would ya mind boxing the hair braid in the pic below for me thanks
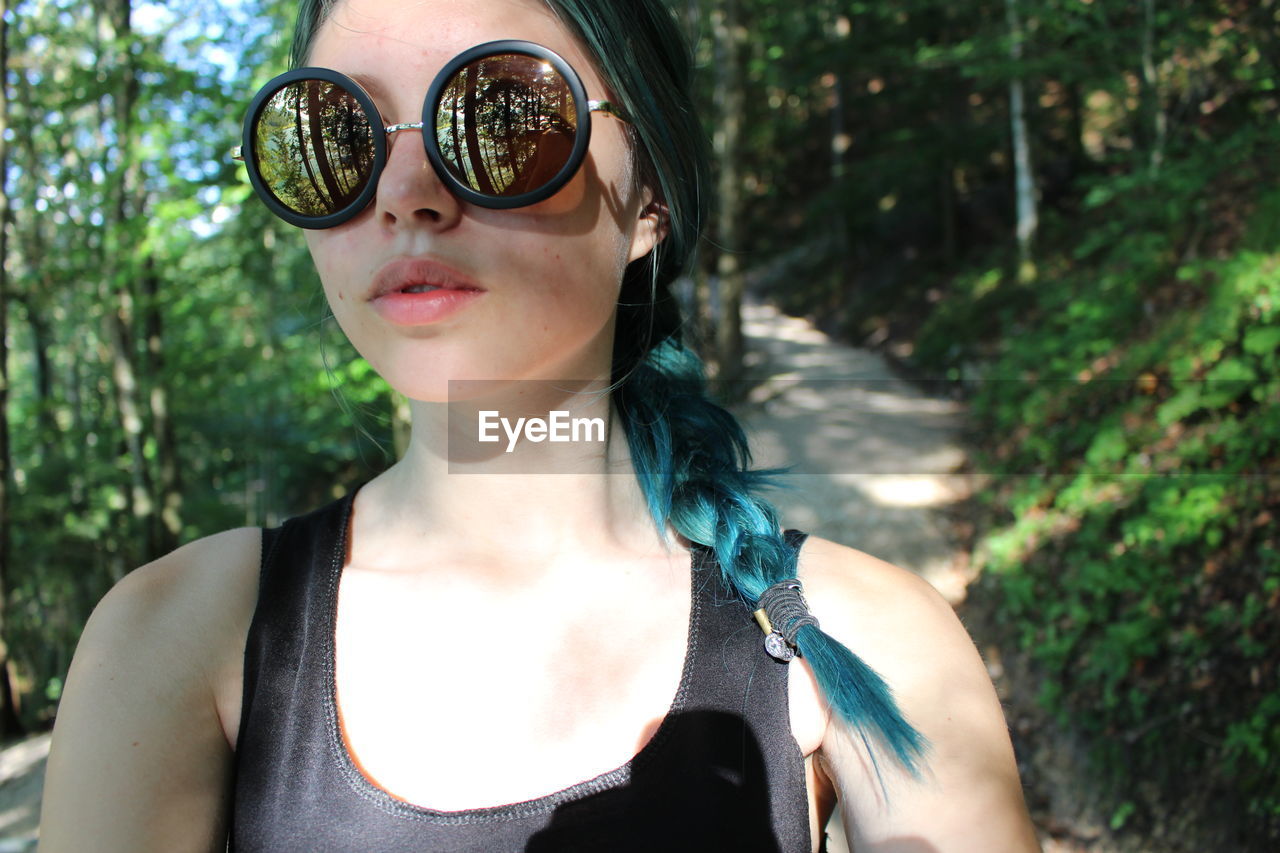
[613,301,928,779]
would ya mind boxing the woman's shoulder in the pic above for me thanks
[84,527,263,734]
[792,533,995,725]
[791,535,1040,849]
[40,528,264,850]
[96,527,262,655]
[114,525,262,594]
[793,535,960,653]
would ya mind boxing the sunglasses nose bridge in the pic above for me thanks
[382,120,435,176]
[383,121,432,166]
[385,121,426,136]
[373,117,464,227]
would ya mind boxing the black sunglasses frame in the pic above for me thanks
[239,40,612,229]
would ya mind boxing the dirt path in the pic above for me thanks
[731,302,974,603]
[732,303,1112,853]
[0,732,46,850]
[0,302,1046,851]
[728,302,976,852]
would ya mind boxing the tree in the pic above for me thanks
[0,0,25,738]
[1005,0,1037,281]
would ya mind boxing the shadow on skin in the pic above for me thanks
[469,155,635,239]
[867,839,941,853]
[525,709,785,852]
[525,706,945,852]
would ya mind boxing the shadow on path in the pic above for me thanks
[727,302,981,852]
[730,302,975,604]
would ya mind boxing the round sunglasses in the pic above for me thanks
[232,40,628,229]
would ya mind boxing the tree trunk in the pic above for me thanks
[13,295,61,458]
[1139,0,1166,176]
[98,0,161,560]
[392,394,412,460]
[692,258,715,355]
[826,8,850,276]
[1066,79,1087,178]
[940,157,958,265]
[1005,0,1038,282]
[143,260,181,553]
[11,71,67,463]
[0,0,26,737]
[711,0,745,385]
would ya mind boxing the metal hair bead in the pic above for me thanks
[763,631,796,662]
[754,579,819,662]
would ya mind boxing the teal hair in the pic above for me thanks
[290,0,927,780]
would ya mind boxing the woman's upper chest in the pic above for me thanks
[331,548,698,811]
[228,502,824,851]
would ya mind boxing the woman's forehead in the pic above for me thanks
[313,0,595,81]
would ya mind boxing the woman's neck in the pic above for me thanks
[348,382,672,574]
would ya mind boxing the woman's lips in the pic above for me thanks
[368,258,485,326]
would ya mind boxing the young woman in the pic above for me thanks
[38,0,1041,850]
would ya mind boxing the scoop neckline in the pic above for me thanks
[318,488,704,824]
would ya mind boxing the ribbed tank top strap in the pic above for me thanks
[230,493,354,851]
[678,532,812,852]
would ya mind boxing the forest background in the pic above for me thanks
[0,0,1276,849]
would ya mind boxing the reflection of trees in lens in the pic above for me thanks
[436,55,577,197]
[254,80,374,217]
[461,63,496,195]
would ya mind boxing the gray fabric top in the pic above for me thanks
[230,489,813,852]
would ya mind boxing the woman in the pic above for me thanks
[38,0,1041,850]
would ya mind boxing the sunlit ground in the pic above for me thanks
[0,733,48,851]
[735,302,975,605]
[734,305,1140,853]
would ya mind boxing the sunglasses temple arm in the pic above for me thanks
[588,100,628,122]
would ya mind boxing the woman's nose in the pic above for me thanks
[373,124,463,230]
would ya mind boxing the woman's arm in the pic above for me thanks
[797,537,1041,852]
[38,528,261,853]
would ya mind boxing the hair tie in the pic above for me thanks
[753,579,819,662]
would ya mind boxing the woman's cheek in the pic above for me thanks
[310,238,367,322]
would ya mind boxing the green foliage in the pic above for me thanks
[921,124,1280,845]
[1,0,392,730]
[677,0,1280,844]
[828,3,1280,843]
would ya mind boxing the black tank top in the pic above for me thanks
[230,491,815,852]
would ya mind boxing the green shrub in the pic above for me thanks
[923,129,1280,846]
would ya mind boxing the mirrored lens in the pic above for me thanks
[434,54,579,198]
[253,79,376,217]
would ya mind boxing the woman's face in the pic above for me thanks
[304,0,661,401]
